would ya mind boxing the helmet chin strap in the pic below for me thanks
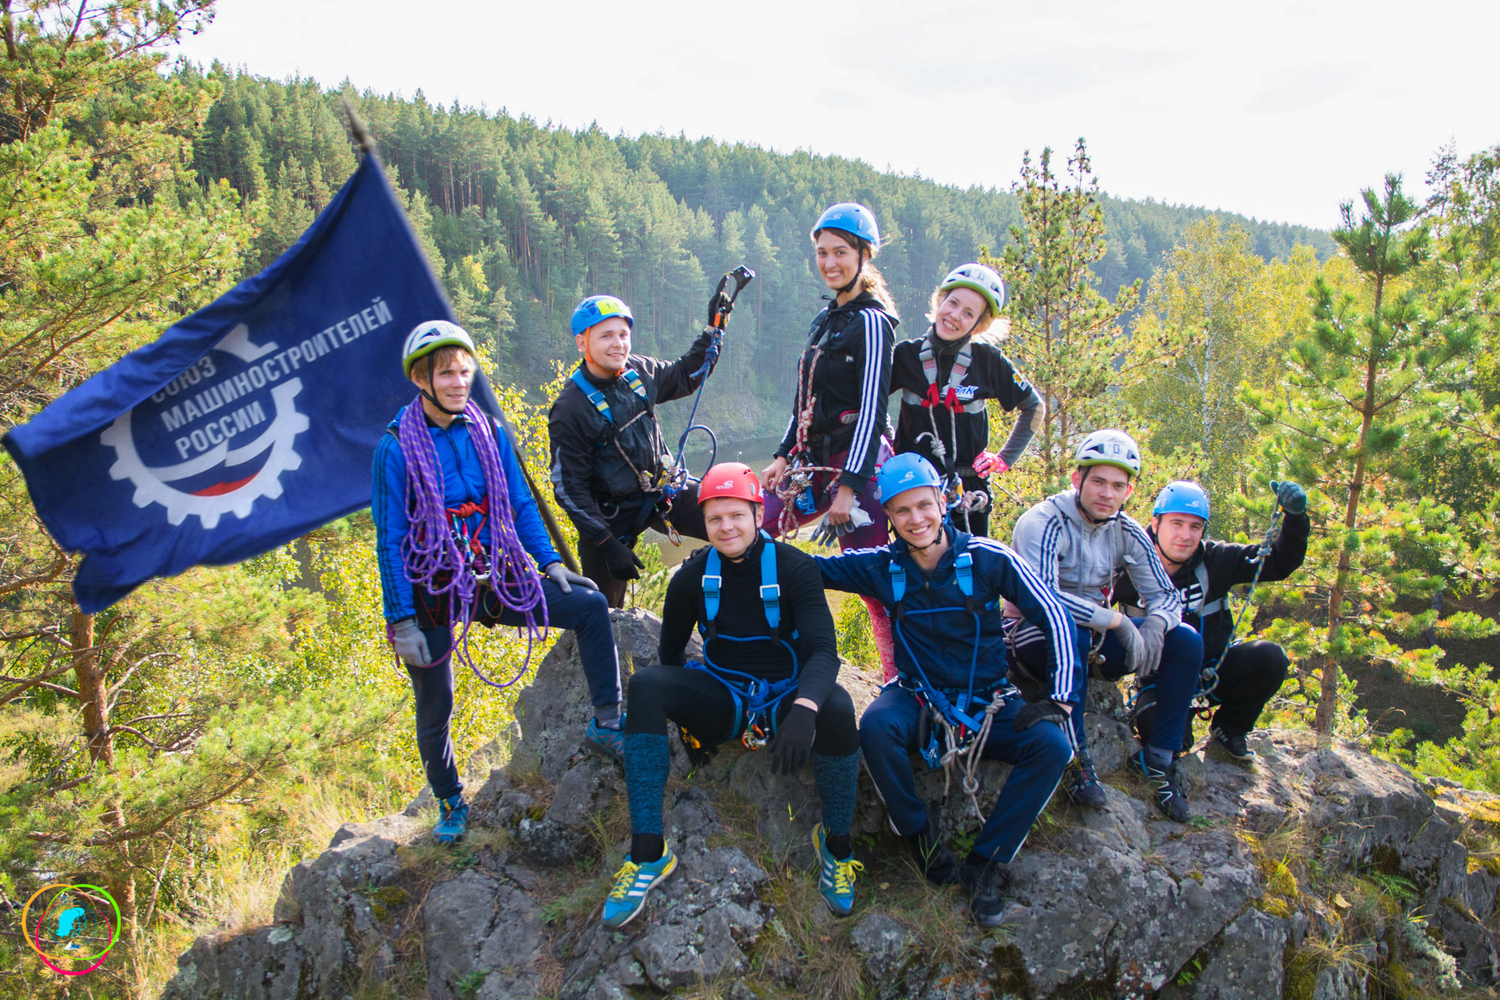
[900,508,948,552]
[1073,482,1119,526]
[415,360,467,417]
[419,385,467,417]
[835,252,865,297]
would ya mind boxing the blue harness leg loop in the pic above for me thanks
[693,532,800,748]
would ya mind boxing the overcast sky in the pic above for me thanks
[174,0,1499,231]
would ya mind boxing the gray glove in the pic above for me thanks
[1136,616,1168,679]
[544,562,598,595]
[390,617,433,667]
[1113,616,1146,675]
[808,505,873,547]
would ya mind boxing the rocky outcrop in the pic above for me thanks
[161,608,1500,999]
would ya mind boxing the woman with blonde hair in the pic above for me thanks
[891,262,1042,537]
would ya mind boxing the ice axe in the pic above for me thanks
[707,265,755,330]
[673,266,757,482]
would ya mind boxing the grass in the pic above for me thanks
[130,749,420,998]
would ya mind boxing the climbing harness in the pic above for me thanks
[683,531,801,750]
[1192,498,1287,717]
[772,337,848,540]
[904,334,982,457]
[903,333,993,512]
[445,498,492,581]
[772,337,866,540]
[887,536,1007,820]
[568,366,673,499]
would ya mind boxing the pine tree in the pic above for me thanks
[994,139,1142,484]
[1242,175,1497,736]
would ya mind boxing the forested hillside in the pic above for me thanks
[183,67,1335,439]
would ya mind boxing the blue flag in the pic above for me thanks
[3,153,497,612]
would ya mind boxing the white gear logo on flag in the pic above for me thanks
[100,324,310,529]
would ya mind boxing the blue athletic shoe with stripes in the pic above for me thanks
[432,793,468,845]
[813,823,862,917]
[584,716,626,765]
[601,846,678,929]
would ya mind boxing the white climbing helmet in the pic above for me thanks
[939,263,1006,318]
[1073,429,1142,479]
[402,320,477,377]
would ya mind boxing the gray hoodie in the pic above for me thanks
[1010,489,1181,632]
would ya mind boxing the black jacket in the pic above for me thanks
[659,534,841,709]
[1116,512,1310,663]
[775,291,897,491]
[547,328,716,546]
[892,328,1042,476]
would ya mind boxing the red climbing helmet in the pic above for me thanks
[698,463,764,505]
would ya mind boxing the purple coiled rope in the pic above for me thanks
[396,396,548,688]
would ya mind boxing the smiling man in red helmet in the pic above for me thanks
[600,462,862,929]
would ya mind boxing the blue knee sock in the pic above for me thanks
[624,733,670,836]
[812,751,860,840]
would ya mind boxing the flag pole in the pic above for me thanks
[338,98,582,576]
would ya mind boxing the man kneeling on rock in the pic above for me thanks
[816,453,1085,926]
[602,463,862,929]
[1117,479,1310,761]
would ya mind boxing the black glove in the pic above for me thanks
[598,535,645,581]
[707,290,733,327]
[768,705,816,775]
[543,562,598,594]
[1013,700,1069,733]
[1271,480,1308,516]
[679,726,718,767]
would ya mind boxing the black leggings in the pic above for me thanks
[1206,639,1290,733]
[624,663,859,756]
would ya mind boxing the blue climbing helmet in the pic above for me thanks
[1152,480,1211,523]
[811,202,880,249]
[571,295,634,337]
[876,453,944,505]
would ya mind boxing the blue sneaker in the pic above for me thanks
[433,793,468,844]
[812,823,862,918]
[584,716,626,764]
[601,847,678,929]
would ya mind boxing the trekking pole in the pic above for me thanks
[338,98,581,575]
[673,266,755,478]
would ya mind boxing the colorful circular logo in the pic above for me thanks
[20,883,120,976]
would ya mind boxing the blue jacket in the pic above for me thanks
[816,526,1083,703]
[373,404,559,622]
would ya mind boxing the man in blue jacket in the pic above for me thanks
[374,321,620,844]
[816,454,1085,926]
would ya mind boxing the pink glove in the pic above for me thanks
[972,451,1010,477]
